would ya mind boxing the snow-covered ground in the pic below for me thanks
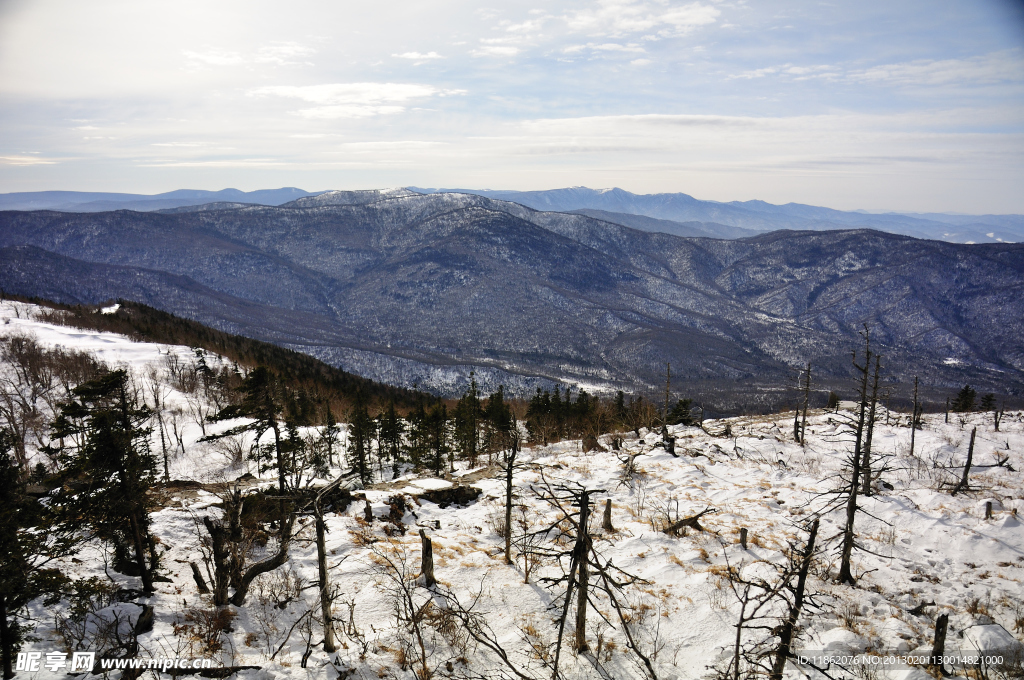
[5,300,1024,680]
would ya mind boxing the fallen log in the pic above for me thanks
[662,507,716,536]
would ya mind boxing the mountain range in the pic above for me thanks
[4,185,1023,244]
[1,188,1022,406]
[412,187,1024,244]
[0,187,321,213]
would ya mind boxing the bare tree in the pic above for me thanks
[531,474,660,679]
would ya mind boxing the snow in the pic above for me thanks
[5,299,1024,680]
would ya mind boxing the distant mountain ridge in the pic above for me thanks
[0,187,323,212]
[411,186,1024,244]
[1,189,1022,405]
[5,185,1022,244]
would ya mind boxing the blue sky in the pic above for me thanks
[1,0,1022,212]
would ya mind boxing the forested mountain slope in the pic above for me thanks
[1,190,1022,402]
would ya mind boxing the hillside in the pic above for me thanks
[4,298,1023,680]
[1,192,1022,404]
[414,187,1024,244]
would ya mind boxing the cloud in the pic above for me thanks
[0,155,57,165]
[729,66,778,79]
[630,58,651,66]
[729,52,1021,86]
[471,45,521,57]
[393,51,444,61]
[563,42,646,54]
[248,82,465,118]
[256,42,316,66]
[183,49,246,67]
[848,51,1024,86]
[184,42,316,69]
[563,0,719,38]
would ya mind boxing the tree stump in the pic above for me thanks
[602,499,614,532]
[419,529,436,588]
[364,500,373,522]
[189,562,210,594]
[740,527,748,550]
[930,613,948,675]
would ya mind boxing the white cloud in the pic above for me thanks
[256,42,316,65]
[393,51,444,60]
[471,45,521,57]
[183,49,246,67]
[0,155,57,165]
[183,42,315,69]
[631,58,652,66]
[563,1,719,38]
[730,66,778,79]
[248,83,465,118]
[849,50,1024,86]
[563,42,646,54]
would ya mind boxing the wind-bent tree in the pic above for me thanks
[208,366,288,493]
[1,431,77,679]
[52,369,158,592]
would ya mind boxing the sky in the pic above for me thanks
[1,0,1023,213]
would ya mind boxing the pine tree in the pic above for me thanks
[378,401,404,480]
[0,431,56,680]
[952,385,976,413]
[52,369,158,593]
[426,402,450,476]
[209,366,288,493]
[348,393,376,485]
[453,375,482,466]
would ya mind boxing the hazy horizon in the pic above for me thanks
[2,0,1024,213]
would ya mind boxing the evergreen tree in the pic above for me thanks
[453,374,482,466]
[980,393,997,411]
[0,432,72,679]
[404,399,429,470]
[482,386,514,463]
[667,398,695,426]
[377,401,404,480]
[209,366,288,493]
[52,369,157,592]
[952,385,977,412]
[348,393,376,485]
[426,402,450,475]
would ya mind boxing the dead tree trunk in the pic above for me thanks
[952,427,976,496]
[663,507,715,536]
[663,362,671,426]
[994,403,1003,432]
[839,327,872,585]
[930,613,949,675]
[228,516,294,606]
[799,363,811,446]
[602,498,614,532]
[203,517,231,606]
[314,503,336,653]
[189,562,210,594]
[861,355,882,496]
[419,529,436,588]
[739,527,748,550]
[574,491,591,653]
[909,377,920,457]
[504,434,518,565]
[769,519,818,680]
